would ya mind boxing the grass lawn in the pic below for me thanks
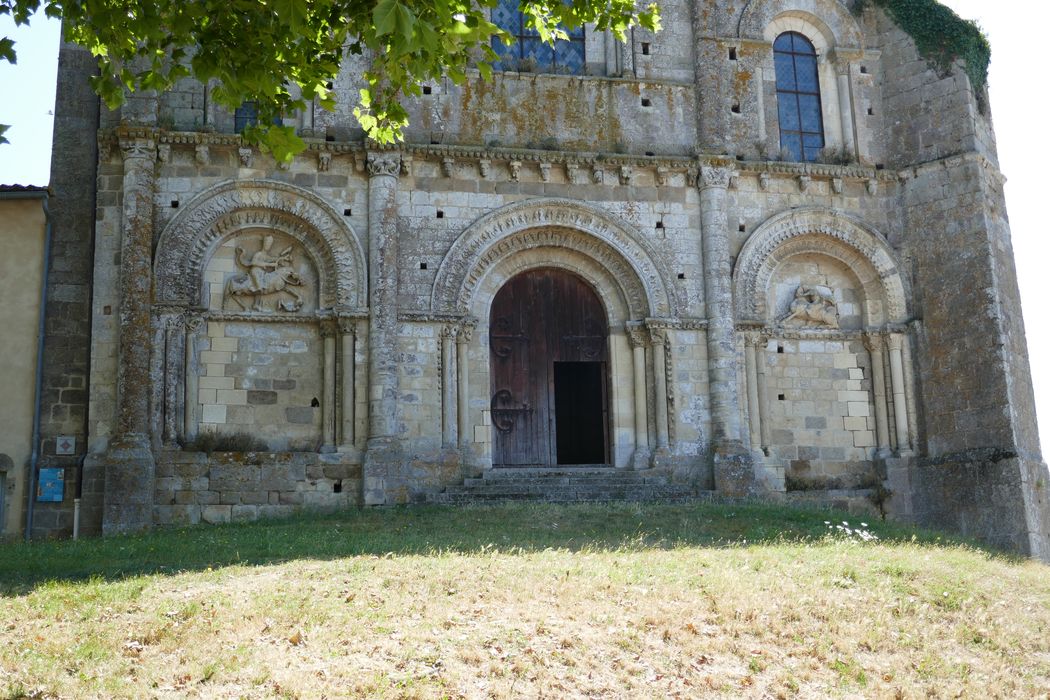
[1,502,1048,698]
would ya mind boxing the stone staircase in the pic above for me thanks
[427,466,697,505]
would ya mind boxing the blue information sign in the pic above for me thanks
[37,468,65,503]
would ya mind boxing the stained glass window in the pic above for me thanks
[774,32,825,162]
[491,0,585,74]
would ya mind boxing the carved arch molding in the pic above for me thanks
[733,207,908,325]
[154,179,366,309]
[737,0,864,47]
[431,198,679,319]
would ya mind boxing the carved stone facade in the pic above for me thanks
[30,0,1048,558]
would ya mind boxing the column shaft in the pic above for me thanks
[339,320,356,449]
[321,323,337,451]
[456,325,473,448]
[755,338,771,452]
[651,332,670,450]
[866,334,891,453]
[162,316,182,446]
[183,316,202,442]
[441,327,457,447]
[699,166,744,447]
[744,337,761,451]
[888,334,912,453]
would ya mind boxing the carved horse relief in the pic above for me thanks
[779,285,840,329]
[223,235,306,312]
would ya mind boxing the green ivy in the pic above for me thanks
[853,0,990,94]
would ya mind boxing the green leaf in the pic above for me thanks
[0,124,9,146]
[373,0,399,37]
[0,37,16,64]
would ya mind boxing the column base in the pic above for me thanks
[712,440,757,498]
[630,448,652,471]
[362,437,403,505]
[101,433,156,535]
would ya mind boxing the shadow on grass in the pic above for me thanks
[0,501,983,595]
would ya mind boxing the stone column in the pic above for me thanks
[183,313,203,443]
[338,318,357,451]
[626,323,650,469]
[363,151,402,503]
[755,333,771,453]
[456,322,474,449]
[833,56,856,159]
[699,164,753,495]
[320,319,338,452]
[887,332,912,454]
[162,314,183,446]
[441,325,458,448]
[103,130,159,534]
[744,332,763,453]
[864,332,891,454]
[649,327,670,453]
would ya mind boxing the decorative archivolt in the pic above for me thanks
[154,179,366,309]
[733,207,908,326]
[431,198,678,319]
[738,0,863,48]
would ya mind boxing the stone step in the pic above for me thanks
[444,482,688,496]
[460,474,671,487]
[480,466,630,479]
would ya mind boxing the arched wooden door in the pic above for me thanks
[489,268,609,467]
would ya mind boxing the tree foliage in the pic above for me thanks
[0,0,660,154]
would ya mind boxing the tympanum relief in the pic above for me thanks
[779,285,840,329]
[204,231,318,313]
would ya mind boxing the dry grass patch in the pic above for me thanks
[1,502,1049,698]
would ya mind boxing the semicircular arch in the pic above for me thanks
[431,198,677,320]
[738,0,863,47]
[154,179,366,309]
[733,207,907,326]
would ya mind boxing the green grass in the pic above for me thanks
[1,502,1047,699]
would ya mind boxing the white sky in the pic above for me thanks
[0,5,1047,455]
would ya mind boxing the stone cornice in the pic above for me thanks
[897,151,1006,187]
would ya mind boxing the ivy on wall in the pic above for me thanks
[853,0,990,94]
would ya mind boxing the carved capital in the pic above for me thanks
[566,162,580,183]
[744,331,766,349]
[655,166,669,187]
[538,161,551,183]
[509,160,522,182]
[238,147,254,168]
[156,144,171,163]
[338,318,357,337]
[648,326,668,346]
[591,165,604,184]
[831,177,843,194]
[886,333,904,352]
[619,165,633,186]
[625,322,649,349]
[440,324,459,341]
[797,175,811,193]
[699,166,732,191]
[457,320,476,344]
[758,171,771,191]
[184,313,205,333]
[165,314,185,332]
[319,318,339,338]
[118,134,157,162]
[478,159,491,179]
[866,178,879,196]
[195,144,209,165]
[367,152,402,178]
[863,331,886,353]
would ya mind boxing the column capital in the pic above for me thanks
[863,331,886,352]
[337,317,358,336]
[625,322,649,349]
[366,151,402,178]
[886,332,905,352]
[744,330,767,349]
[319,318,340,338]
[698,165,734,191]
[116,127,158,162]
[440,324,459,341]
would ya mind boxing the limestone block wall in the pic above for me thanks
[766,336,877,489]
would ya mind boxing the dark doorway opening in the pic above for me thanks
[554,362,608,465]
[489,268,610,467]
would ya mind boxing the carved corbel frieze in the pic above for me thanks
[509,160,522,182]
[238,147,254,167]
[539,161,551,182]
[566,162,580,184]
[367,151,401,178]
[317,150,332,172]
[441,156,455,178]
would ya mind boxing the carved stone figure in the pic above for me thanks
[779,285,839,328]
[223,235,305,312]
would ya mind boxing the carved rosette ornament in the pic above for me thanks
[367,152,402,178]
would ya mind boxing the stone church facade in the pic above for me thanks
[23,0,1049,557]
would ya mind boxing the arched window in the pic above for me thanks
[491,0,585,74]
[774,32,825,162]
